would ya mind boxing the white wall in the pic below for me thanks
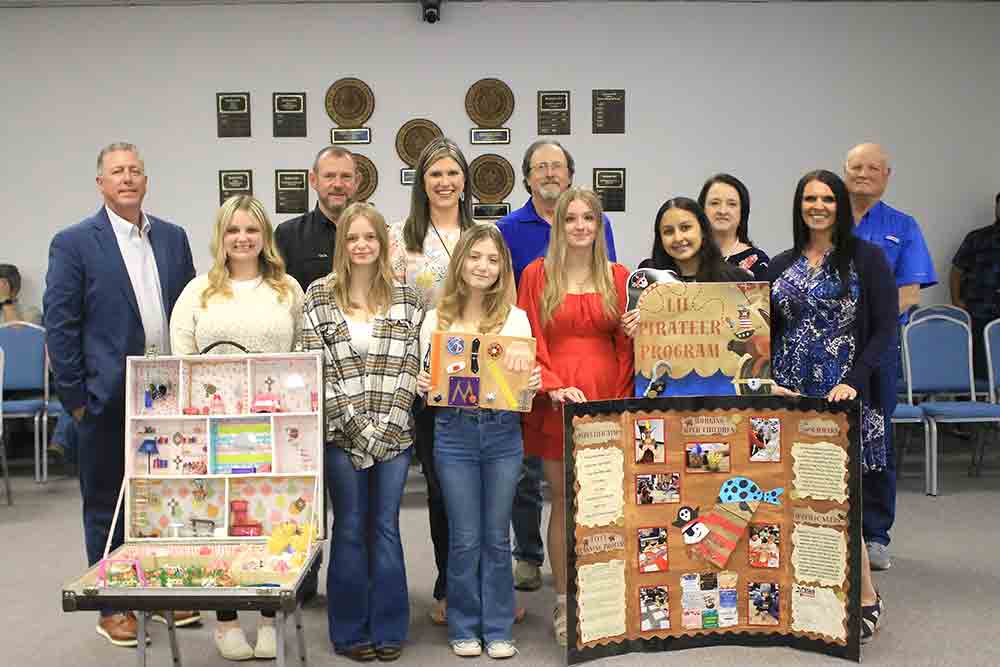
[2,1,998,309]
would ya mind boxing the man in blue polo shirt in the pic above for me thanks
[498,139,617,591]
[845,142,937,571]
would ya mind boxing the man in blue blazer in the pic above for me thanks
[44,143,197,646]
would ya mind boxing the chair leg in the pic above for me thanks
[895,423,908,480]
[925,419,938,496]
[33,412,41,484]
[42,411,49,483]
[1,430,12,505]
[969,427,983,477]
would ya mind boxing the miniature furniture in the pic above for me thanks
[62,351,325,666]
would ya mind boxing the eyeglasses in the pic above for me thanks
[529,161,566,175]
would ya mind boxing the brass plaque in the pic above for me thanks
[324,77,375,127]
[395,118,443,167]
[469,153,515,204]
[351,153,379,202]
[465,78,515,128]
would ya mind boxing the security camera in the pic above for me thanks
[420,0,441,24]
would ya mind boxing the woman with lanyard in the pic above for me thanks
[388,137,479,628]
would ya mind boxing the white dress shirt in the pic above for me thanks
[106,205,171,354]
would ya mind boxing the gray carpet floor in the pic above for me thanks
[3,427,998,666]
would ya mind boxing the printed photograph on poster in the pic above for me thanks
[639,586,670,631]
[748,524,780,568]
[634,418,665,464]
[637,527,669,573]
[636,473,680,505]
[685,441,731,473]
[749,582,781,625]
[750,416,781,462]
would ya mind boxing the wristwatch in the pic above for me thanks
[0,298,14,306]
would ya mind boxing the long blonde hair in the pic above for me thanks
[328,202,395,316]
[202,195,290,307]
[436,223,516,334]
[540,188,618,326]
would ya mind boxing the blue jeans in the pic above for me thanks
[325,444,412,650]
[434,408,522,643]
[511,455,545,566]
[863,341,899,546]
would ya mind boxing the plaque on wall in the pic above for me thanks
[395,118,443,168]
[466,78,514,145]
[472,203,511,220]
[274,169,309,214]
[325,77,374,145]
[400,169,416,186]
[470,153,514,203]
[217,93,251,138]
[351,153,378,202]
[592,89,626,134]
[218,170,253,205]
[331,128,373,145]
[273,93,306,138]
[470,128,511,145]
[593,168,626,212]
[538,90,571,135]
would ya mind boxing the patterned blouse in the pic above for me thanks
[299,273,423,470]
[388,219,461,310]
[771,253,887,472]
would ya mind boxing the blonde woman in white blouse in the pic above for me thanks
[169,195,303,661]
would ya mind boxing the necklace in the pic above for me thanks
[429,220,457,259]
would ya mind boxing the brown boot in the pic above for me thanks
[96,612,141,647]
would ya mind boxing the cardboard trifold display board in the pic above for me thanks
[564,396,861,663]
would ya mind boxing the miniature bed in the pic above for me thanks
[62,352,325,666]
[564,396,861,663]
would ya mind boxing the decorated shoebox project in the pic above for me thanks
[426,332,536,411]
[64,352,324,599]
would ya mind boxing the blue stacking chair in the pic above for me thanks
[1,347,12,504]
[910,304,971,326]
[988,318,1000,405]
[0,323,48,484]
[902,315,1000,495]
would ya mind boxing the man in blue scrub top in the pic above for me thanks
[845,142,937,570]
[498,139,618,591]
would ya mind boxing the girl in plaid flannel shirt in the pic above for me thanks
[299,203,422,662]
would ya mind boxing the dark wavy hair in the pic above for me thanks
[697,173,752,245]
[792,170,857,294]
[648,197,749,282]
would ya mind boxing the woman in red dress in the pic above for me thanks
[517,187,633,645]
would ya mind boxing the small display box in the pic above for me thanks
[62,352,325,665]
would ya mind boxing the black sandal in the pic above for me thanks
[861,593,884,643]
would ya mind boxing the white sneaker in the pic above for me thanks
[214,627,254,661]
[486,640,518,659]
[452,639,483,657]
[254,623,277,659]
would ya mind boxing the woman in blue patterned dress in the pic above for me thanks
[768,170,897,644]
